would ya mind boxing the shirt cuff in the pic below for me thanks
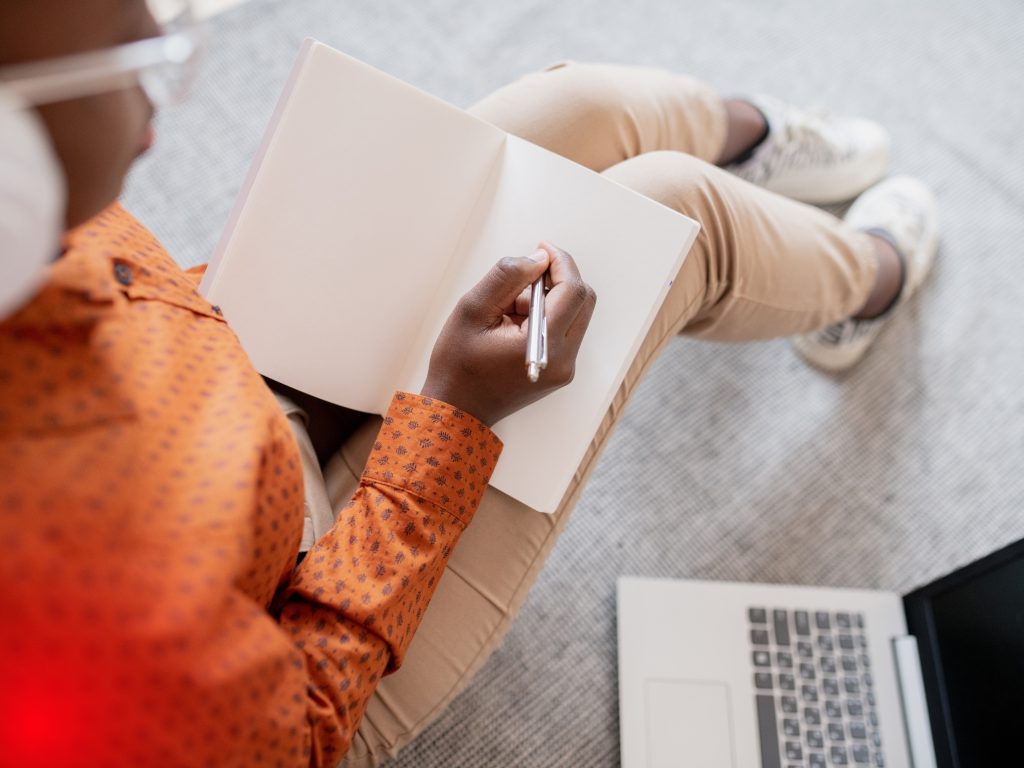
[362,392,504,527]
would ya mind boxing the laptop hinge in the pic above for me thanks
[892,635,939,768]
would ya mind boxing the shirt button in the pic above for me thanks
[113,263,133,286]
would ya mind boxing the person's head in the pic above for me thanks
[0,0,162,230]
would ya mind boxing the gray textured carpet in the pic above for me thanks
[123,0,1024,764]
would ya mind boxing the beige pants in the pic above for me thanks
[280,62,878,767]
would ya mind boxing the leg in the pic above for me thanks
[471,63,799,173]
[469,61,729,168]
[606,152,877,341]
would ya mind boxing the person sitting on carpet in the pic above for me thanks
[0,0,937,765]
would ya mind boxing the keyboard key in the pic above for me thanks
[871,731,882,748]
[799,662,816,680]
[783,718,800,737]
[753,650,771,667]
[854,613,865,629]
[818,635,834,652]
[860,654,871,669]
[779,673,795,691]
[820,655,837,674]
[755,672,773,689]
[874,752,885,766]
[751,628,770,645]
[804,706,821,725]
[825,700,843,719]
[784,742,802,761]
[868,711,879,727]
[795,610,811,636]
[815,611,831,630]
[797,640,813,658]
[863,672,874,689]
[807,729,824,748]
[823,678,840,697]
[781,695,798,714]
[841,655,858,672]
[801,684,819,703]
[831,745,849,765]
[852,744,870,764]
[776,651,793,668]
[810,753,826,768]
[839,634,855,650]
[844,677,861,695]
[754,695,781,768]
[850,721,867,740]
[774,609,791,646]
[866,692,876,707]
[858,635,869,649]
[828,722,846,741]
[847,700,864,717]
[837,612,852,629]
[749,607,768,624]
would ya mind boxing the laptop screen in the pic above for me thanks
[904,537,1024,768]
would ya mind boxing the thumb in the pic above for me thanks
[464,248,550,318]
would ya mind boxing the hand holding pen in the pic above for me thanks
[420,242,597,426]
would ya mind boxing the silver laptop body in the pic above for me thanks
[617,537,1023,768]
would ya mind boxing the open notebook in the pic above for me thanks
[200,40,700,512]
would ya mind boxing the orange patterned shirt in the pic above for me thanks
[0,205,503,767]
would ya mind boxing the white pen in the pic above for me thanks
[525,273,548,382]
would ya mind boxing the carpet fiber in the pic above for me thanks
[123,0,1024,764]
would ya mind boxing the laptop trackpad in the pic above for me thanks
[646,679,734,768]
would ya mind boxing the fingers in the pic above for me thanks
[539,242,592,338]
[462,242,595,368]
[563,283,597,352]
[460,248,550,322]
[540,241,580,286]
[513,285,533,317]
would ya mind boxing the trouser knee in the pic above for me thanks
[601,150,719,218]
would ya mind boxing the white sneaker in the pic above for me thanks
[793,176,939,372]
[728,95,891,204]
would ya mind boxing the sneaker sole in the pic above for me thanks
[792,331,877,372]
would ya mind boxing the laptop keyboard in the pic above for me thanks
[748,607,884,767]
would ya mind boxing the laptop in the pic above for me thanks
[617,536,1023,768]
